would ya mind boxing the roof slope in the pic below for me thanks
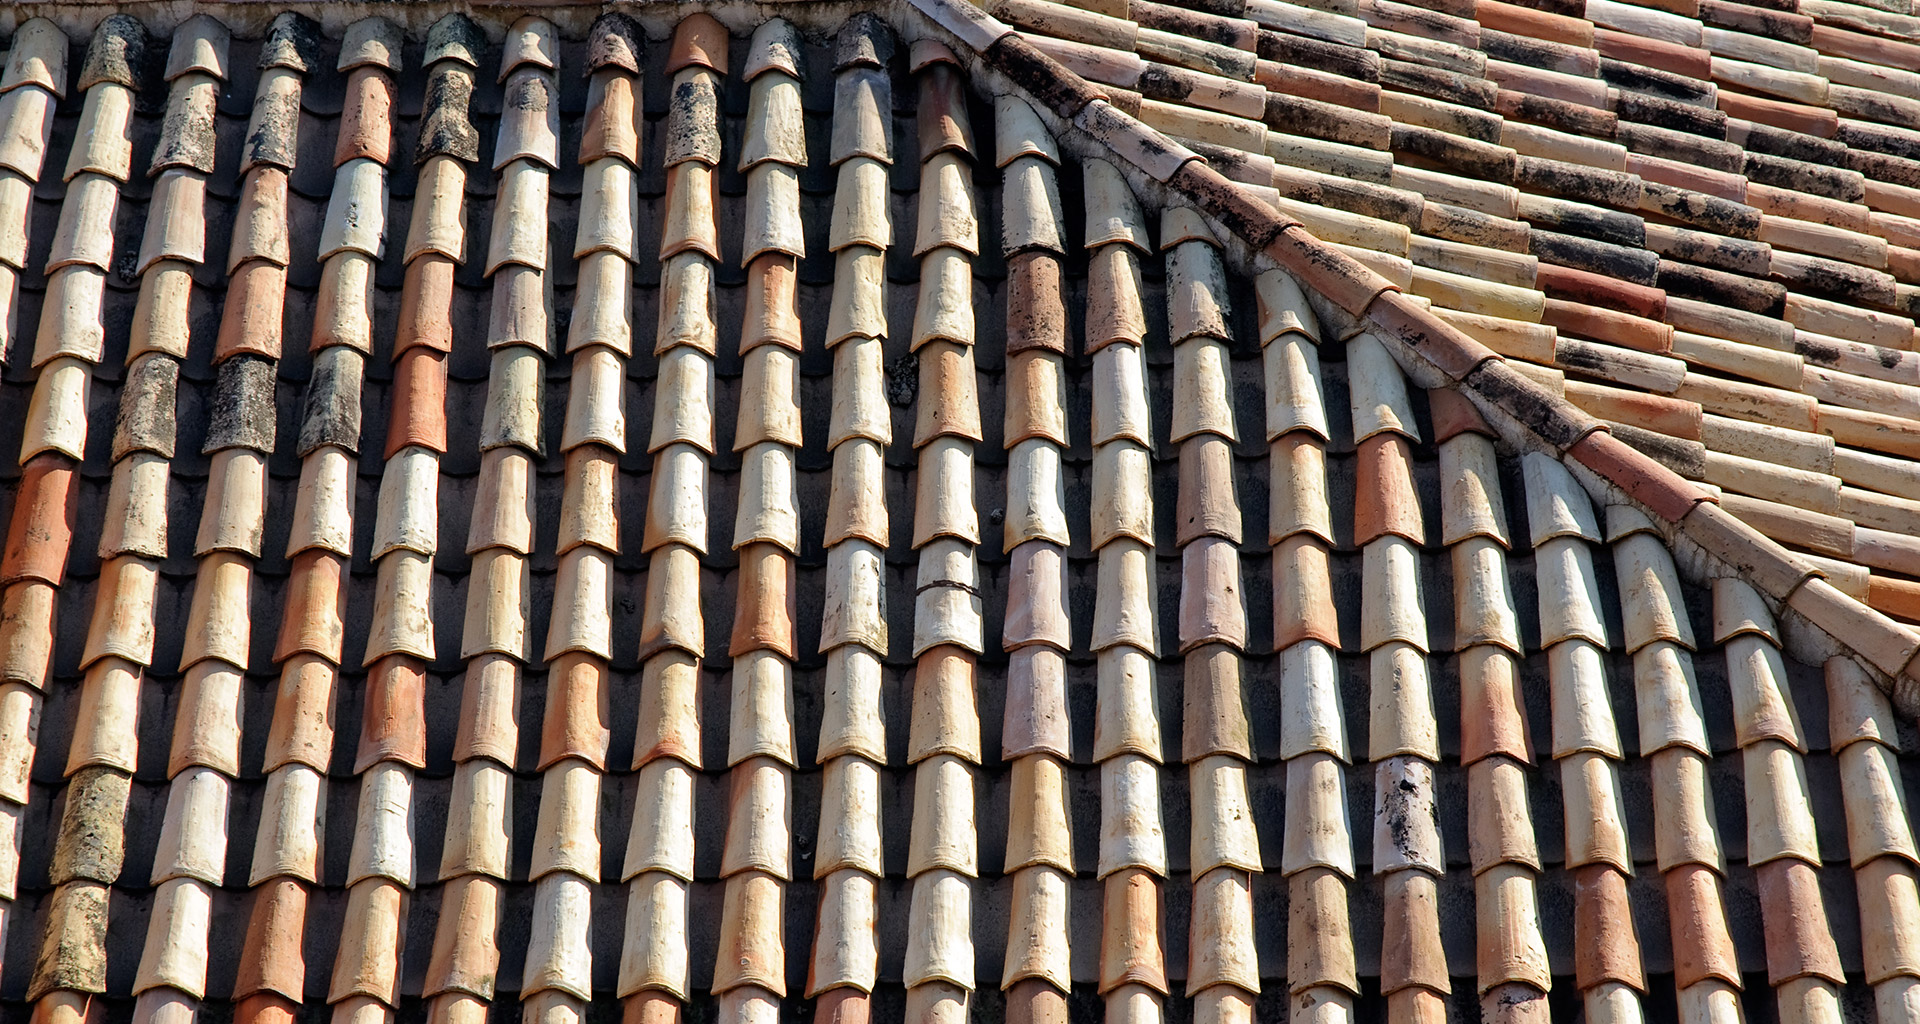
[908,0,1920,713]
[0,3,1915,1024]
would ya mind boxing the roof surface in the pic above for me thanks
[3,0,1920,1022]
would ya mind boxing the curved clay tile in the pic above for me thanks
[15,1,1920,1019]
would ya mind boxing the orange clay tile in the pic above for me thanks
[1479,0,1594,45]
[385,346,449,457]
[1428,387,1491,442]
[1718,90,1840,138]
[1272,536,1341,649]
[1,454,72,587]
[1756,858,1847,985]
[233,878,308,1000]
[272,550,346,664]
[1569,430,1712,522]
[729,542,798,660]
[397,255,457,354]
[335,67,393,166]
[1593,28,1712,78]
[1869,576,1920,623]
[1572,865,1646,991]
[215,261,288,361]
[1534,264,1666,321]
[1353,434,1425,545]
[354,655,428,771]
[741,254,803,352]
[1006,252,1066,354]
[1542,300,1673,355]
[539,650,611,770]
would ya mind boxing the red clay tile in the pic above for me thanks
[1812,24,1920,69]
[1592,28,1710,78]
[1272,536,1341,650]
[1746,183,1867,233]
[742,254,802,353]
[228,168,291,270]
[994,35,1113,118]
[1002,979,1066,1024]
[729,543,797,659]
[1386,988,1449,1023]
[1253,61,1379,111]
[917,62,974,162]
[1379,870,1449,994]
[1718,90,1838,139]
[1459,646,1532,764]
[233,994,299,1024]
[1664,864,1740,987]
[234,877,308,1000]
[714,871,787,995]
[916,342,983,446]
[1572,865,1645,991]
[911,38,959,72]
[386,346,449,458]
[1286,868,1358,994]
[1079,99,1203,183]
[668,14,728,74]
[624,992,682,1024]
[264,653,339,773]
[1821,405,1920,461]
[334,67,393,167]
[1542,300,1672,355]
[1568,431,1710,522]
[1099,869,1168,994]
[1,455,72,587]
[1176,435,1241,545]
[1756,857,1846,985]
[1266,224,1398,315]
[1085,246,1148,349]
[425,873,502,998]
[1169,161,1291,253]
[582,72,640,167]
[1788,578,1919,678]
[1535,264,1665,321]
[1002,647,1070,759]
[1565,384,1701,440]
[273,551,346,664]
[216,261,288,361]
[1366,289,1499,382]
[355,654,428,772]
[539,650,611,770]
[815,988,869,1024]
[1353,434,1424,545]
[397,255,457,355]
[1178,538,1247,653]
[1428,388,1490,442]
[1855,857,1920,984]
[1627,155,1747,204]
[1479,0,1593,44]
[1007,252,1066,355]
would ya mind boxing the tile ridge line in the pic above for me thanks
[897,0,1920,716]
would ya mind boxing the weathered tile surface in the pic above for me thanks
[2,2,1920,1022]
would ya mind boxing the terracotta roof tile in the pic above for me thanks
[14,2,1920,1017]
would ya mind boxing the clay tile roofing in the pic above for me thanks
[17,0,1920,1019]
